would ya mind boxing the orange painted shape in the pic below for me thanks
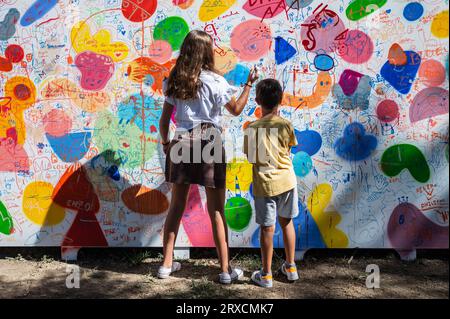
[388,43,407,66]
[121,184,169,215]
[127,57,175,94]
[282,72,332,110]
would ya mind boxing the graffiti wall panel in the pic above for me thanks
[0,0,448,251]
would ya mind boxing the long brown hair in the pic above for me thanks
[166,30,217,100]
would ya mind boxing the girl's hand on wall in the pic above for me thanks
[247,66,259,85]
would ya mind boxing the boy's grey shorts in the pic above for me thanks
[254,188,299,227]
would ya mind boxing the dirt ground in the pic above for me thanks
[0,248,448,299]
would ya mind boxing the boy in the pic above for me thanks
[243,79,299,288]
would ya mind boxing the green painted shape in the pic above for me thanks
[153,16,190,51]
[225,197,252,232]
[380,144,430,183]
[93,111,157,169]
[0,200,13,235]
[346,0,387,21]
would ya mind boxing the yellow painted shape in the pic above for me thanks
[282,72,332,109]
[306,184,348,248]
[71,22,129,62]
[199,0,237,22]
[431,10,449,39]
[23,181,65,226]
[4,76,37,110]
[226,158,253,192]
[3,76,37,145]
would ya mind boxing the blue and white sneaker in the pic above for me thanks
[219,267,244,284]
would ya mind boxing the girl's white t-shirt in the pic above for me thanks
[163,70,239,131]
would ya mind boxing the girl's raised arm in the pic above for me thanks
[224,67,259,116]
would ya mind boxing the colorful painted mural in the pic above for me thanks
[0,1,448,257]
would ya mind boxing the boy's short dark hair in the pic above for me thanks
[256,79,283,109]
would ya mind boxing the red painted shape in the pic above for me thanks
[121,0,157,22]
[0,56,12,72]
[5,44,24,63]
[376,100,399,123]
[62,210,108,247]
[52,166,107,247]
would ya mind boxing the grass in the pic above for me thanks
[123,250,155,266]
[231,251,286,274]
[40,254,55,263]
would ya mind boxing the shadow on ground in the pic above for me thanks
[0,248,448,299]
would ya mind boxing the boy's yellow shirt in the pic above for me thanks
[243,114,298,197]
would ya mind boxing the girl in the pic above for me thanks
[158,30,258,284]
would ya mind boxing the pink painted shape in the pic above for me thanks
[43,109,72,137]
[181,185,214,247]
[409,87,449,123]
[0,129,30,172]
[418,59,446,87]
[300,6,346,53]
[173,0,190,5]
[230,19,272,62]
[75,51,115,91]
[243,0,286,19]
[338,69,364,96]
[336,29,373,64]
[148,40,173,64]
[388,202,448,249]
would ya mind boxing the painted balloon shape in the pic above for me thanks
[153,16,190,51]
[388,202,448,249]
[314,54,334,71]
[380,144,430,183]
[225,197,252,232]
[230,19,272,62]
[409,87,449,123]
[121,0,157,22]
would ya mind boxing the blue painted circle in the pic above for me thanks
[224,64,250,86]
[293,151,313,177]
[314,54,334,71]
[403,2,424,21]
[292,129,322,156]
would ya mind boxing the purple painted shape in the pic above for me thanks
[388,203,449,249]
[338,69,364,96]
[409,87,449,123]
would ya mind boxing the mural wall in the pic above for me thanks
[0,0,448,255]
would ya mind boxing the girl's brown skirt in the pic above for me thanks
[165,123,226,189]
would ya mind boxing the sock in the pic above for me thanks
[285,262,296,268]
[261,270,272,277]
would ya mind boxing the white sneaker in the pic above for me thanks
[157,261,181,279]
[281,262,299,281]
[219,267,244,284]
